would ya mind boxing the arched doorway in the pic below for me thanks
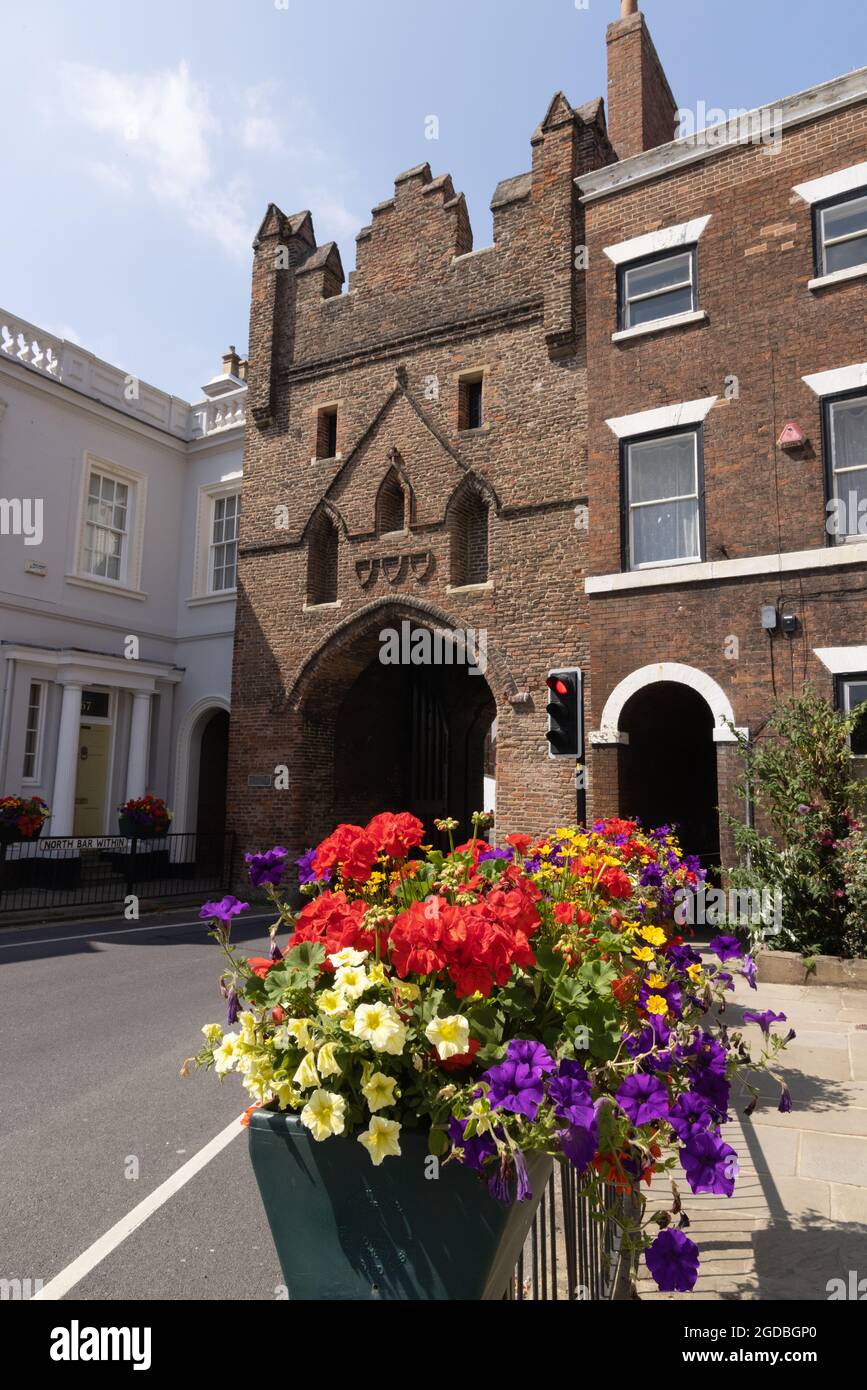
[196,709,229,837]
[620,682,720,866]
[293,607,497,845]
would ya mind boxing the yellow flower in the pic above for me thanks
[300,1089,346,1142]
[639,926,667,947]
[358,1116,402,1165]
[632,946,654,962]
[341,1010,356,1033]
[395,979,421,1001]
[317,1042,342,1078]
[284,1018,315,1049]
[213,1032,241,1075]
[334,964,370,1000]
[686,962,704,982]
[293,1051,320,1090]
[353,1002,406,1054]
[362,1071,398,1112]
[272,1077,303,1110]
[645,973,667,989]
[645,994,669,1017]
[201,1023,222,1044]
[318,989,348,1018]
[239,1010,257,1041]
[367,961,390,987]
[425,1015,470,1061]
[328,947,368,969]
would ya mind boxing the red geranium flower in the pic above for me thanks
[312,824,378,884]
[366,811,424,859]
[247,956,277,979]
[293,890,381,961]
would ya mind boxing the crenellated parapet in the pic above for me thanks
[245,92,616,429]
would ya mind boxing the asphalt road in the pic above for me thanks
[0,904,292,1300]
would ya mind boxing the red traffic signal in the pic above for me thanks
[545,668,582,760]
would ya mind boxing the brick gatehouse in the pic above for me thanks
[227,2,867,874]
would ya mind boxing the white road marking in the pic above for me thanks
[32,1115,246,1300]
[0,912,273,950]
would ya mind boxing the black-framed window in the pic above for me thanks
[837,675,867,758]
[823,390,867,543]
[622,427,704,570]
[814,190,867,277]
[618,248,697,330]
[316,406,338,460]
[459,375,484,431]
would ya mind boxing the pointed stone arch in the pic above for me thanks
[446,473,494,587]
[305,504,340,606]
[375,457,414,534]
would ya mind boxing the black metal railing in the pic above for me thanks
[507,1167,637,1300]
[0,832,233,915]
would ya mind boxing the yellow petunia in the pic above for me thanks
[300,1089,346,1142]
[362,1071,398,1113]
[317,1042,342,1078]
[293,1051,320,1090]
[357,1116,402,1166]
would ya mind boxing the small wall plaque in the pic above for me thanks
[248,774,274,788]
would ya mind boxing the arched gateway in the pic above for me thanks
[285,599,498,848]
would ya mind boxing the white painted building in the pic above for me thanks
[0,309,245,840]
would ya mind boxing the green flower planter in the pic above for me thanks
[248,1109,552,1300]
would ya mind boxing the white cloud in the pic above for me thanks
[60,59,251,260]
[57,61,363,265]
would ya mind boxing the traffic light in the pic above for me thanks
[546,669,583,760]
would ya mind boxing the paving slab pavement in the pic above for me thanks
[637,970,867,1300]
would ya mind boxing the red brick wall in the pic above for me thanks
[606,12,678,160]
[228,101,615,867]
[582,99,867,846]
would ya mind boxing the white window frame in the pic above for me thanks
[21,679,47,783]
[817,190,867,279]
[71,454,147,596]
[840,675,867,760]
[826,391,867,546]
[190,476,242,602]
[620,249,698,332]
[625,429,703,571]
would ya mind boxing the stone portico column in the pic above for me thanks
[125,690,152,802]
[51,681,83,836]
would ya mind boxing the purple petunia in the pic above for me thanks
[742,1009,787,1036]
[645,1228,700,1293]
[741,954,758,990]
[447,1115,498,1172]
[616,1073,671,1126]
[680,1132,739,1197]
[778,1084,793,1114]
[478,847,514,863]
[226,987,240,1026]
[481,1040,556,1120]
[709,934,745,963]
[669,1090,714,1143]
[295,848,321,886]
[548,1070,595,1129]
[558,1098,601,1174]
[245,846,290,888]
[200,895,249,924]
[639,862,664,888]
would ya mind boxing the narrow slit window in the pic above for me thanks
[317,406,339,460]
[22,681,45,781]
[459,376,484,431]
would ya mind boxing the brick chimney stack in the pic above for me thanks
[606,4,677,160]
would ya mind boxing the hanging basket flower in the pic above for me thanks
[118,795,172,838]
[0,795,50,844]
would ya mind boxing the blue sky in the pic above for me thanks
[3,0,865,401]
